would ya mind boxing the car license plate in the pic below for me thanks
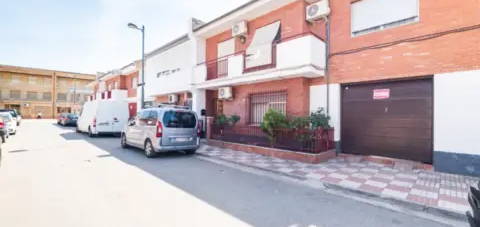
[175,137,189,142]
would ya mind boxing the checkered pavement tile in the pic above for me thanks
[198,144,479,214]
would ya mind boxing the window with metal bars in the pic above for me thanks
[249,91,287,125]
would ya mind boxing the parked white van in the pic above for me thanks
[76,100,129,137]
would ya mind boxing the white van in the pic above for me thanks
[76,100,129,137]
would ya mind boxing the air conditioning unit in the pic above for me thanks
[168,94,179,104]
[232,21,248,37]
[306,0,330,22]
[218,87,233,100]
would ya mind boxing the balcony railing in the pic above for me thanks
[195,32,326,85]
[206,57,229,80]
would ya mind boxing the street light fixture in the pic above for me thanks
[127,22,146,109]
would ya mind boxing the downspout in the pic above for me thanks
[325,17,331,115]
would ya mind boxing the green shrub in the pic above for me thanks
[215,114,230,127]
[310,108,331,129]
[260,109,289,146]
[290,116,310,130]
[229,115,240,126]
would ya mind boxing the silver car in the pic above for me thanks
[121,106,200,158]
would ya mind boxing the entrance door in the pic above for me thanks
[341,78,433,163]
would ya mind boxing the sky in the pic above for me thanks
[0,0,249,75]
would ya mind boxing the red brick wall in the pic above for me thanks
[205,0,324,63]
[215,78,310,126]
[328,0,480,83]
[125,71,138,98]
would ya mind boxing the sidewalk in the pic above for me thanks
[197,144,479,215]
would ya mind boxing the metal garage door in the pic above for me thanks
[341,78,433,163]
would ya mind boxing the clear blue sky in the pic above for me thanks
[0,0,249,74]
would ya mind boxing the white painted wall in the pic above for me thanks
[144,39,194,98]
[309,84,341,141]
[111,90,127,101]
[277,35,326,70]
[434,70,480,155]
[228,55,244,78]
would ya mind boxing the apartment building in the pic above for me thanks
[186,0,480,176]
[88,62,139,117]
[0,64,95,119]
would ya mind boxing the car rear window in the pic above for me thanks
[162,111,196,128]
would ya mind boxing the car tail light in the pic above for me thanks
[197,122,201,136]
[156,121,163,138]
[92,118,97,128]
[0,121,3,129]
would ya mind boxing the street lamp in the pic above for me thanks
[127,22,146,109]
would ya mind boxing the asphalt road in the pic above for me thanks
[0,120,449,227]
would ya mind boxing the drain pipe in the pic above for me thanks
[324,16,331,115]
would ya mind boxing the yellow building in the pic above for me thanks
[0,64,95,119]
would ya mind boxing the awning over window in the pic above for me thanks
[245,21,280,69]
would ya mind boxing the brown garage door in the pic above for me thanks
[341,78,433,163]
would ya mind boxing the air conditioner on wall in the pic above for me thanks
[218,87,233,100]
[232,21,248,37]
[168,94,178,103]
[306,0,330,22]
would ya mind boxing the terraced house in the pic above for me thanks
[187,0,480,176]
[93,0,480,176]
[0,64,95,118]
[88,62,140,118]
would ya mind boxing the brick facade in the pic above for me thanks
[328,0,480,83]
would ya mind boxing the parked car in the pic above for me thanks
[0,113,17,135]
[0,117,8,143]
[76,100,129,137]
[57,113,78,126]
[0,109,21,126]
[121,105,200,158]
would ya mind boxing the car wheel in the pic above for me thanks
[185,149,197,155]
[88,127,95,137]
[121,134,129,148]
[144,140,155,158]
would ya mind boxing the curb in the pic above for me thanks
[197,152,467,223]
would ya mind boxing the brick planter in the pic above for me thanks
[207,139,337,164]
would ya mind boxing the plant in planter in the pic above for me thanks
[260,109,289,147]
[229,115,240,127]
[310,108,331,129]
[310,108,334,151]
[215,114,230,136]
[290,116,312,148]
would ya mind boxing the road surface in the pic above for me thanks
[0,120,449,227]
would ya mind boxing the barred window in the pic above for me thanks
[27,91,38,100]
[42,92,52,101]
[57,93,67,101]
[10,90,21,99]
[249,91,287,125]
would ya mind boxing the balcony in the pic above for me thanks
[194,34,326,89]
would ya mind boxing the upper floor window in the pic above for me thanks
[245,21,281,70]
[11,75,21,84]
[351,0,419,36]
[57,93,67,102]
[28,76,37,85]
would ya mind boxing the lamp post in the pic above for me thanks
[128,22,145,109]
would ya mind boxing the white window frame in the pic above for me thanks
[351,0,420,37]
